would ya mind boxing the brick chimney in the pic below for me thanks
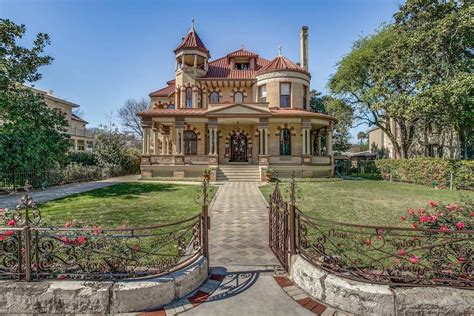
[300,26,309,72]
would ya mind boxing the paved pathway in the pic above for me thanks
[182,182,312,316]
[0,175,140,208]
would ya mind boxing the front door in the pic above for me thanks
[230,133,247,162]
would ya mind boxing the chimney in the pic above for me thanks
[300,26,309,72]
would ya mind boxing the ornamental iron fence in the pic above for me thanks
[268,172,473,288]
[0,180,210,281]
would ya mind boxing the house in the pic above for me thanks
[138,22,337,181]
[368,124,463,159]
[30,86,94,152]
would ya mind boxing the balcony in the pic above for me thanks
[67,127,94,138]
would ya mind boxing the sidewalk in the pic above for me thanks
[0,174,140,208]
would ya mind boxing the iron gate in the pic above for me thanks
[268,181,289,271]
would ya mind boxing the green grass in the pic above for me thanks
[259,179,473,226]
[39,182,216,227]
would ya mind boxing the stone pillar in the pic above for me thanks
[193,54,197,67]
[213,128,218,155]
[166,138,170,155]
[181,54,185,68]
[74,139,78,152]
[202,89,208,108]
[192,87,198,109]
[180,130,185,154]
[327,128,333,155]
[259,129,263,155]
[180,87,186,109]
[306,129,311,155]
[208,128,213,155]
[175,128,181,154]
[152,129,157,154]
[264,129,268,155]
[302,130,306,155]
[317,133,322,156]
[161,136,166,155]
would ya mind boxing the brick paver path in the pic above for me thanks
[209,182,279,267]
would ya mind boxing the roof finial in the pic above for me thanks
[278,45,282,56]
[191,17,195,31]
[241,43,244,50]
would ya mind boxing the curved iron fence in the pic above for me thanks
[297,211,473,288]
[0,181,207,281]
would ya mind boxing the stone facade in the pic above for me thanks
[139,23,337,180]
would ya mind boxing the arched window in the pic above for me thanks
[185,88,193,108]
[279,128,291,156]
[209,91,220,103]
[234,91,244,103]
[183,130,197,155]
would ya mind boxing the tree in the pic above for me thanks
[93,123,138,170]
[310,90,353,152]
[357,131,367,145]
[329,0,473,158]
[118,98,149,138]
[0,19,70,172]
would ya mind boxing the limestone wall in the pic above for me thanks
[0,257,208,314]
[290,255,473,315]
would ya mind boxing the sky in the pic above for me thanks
[2,0,401,140]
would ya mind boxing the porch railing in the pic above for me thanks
[0,180,211,281]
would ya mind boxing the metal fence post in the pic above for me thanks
[200,177,210,271]
[289,172,297,256]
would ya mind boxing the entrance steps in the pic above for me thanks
[216,165,261,182]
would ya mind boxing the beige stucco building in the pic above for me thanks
[138,23,336,181]
[368,123,462,159]
[30,87,94,152]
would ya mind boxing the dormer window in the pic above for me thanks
[235,63,250,70]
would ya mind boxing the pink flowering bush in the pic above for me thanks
[400,199,473,231]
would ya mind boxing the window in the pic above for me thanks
[185,88,193,108]
[167,104,175,109]
[279,128,291,155]
[303,86,307,110]
[234,92,244,103]
[183,130,197,155]
[209,91,220,103]
[280,83,291,108]
[235,63,250,70]
[258,85,267,102]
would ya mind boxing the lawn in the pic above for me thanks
[259,179,473,226]
[39,182,217,227]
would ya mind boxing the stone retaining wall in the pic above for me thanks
[290,255,473,315]
[0,257,208,314]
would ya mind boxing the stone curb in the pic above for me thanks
[138,269,226,316]
[273,275,346,316]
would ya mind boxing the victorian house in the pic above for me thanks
[139,22,336,181]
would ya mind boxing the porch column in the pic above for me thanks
[180,130,185,154]
[327,127,333,155]
[161,136,166,155]
[208,128,213,155]
[318,133,322,156]
[302,129,306,155]
[202,89,208,108]
[264,128,268,155]
[259,128,263,155]
[175,128,182,154]
[166,138,170,155]
[213,128,218,155]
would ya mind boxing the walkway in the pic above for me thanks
[181,182,313,316]
[0,174,140,208]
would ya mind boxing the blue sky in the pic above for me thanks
[2,0,401,139]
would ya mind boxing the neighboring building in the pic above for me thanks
[138,22,337,181]
[30,86,94,152]
[368,123,462,159]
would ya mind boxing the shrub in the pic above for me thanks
[69,152,97,166]
[375,158,473,190]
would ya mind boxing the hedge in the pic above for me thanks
[374,158,473,190]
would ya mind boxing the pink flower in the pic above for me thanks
[430,215,437,222]
[65,222,72,228]
[92,225,101,235]
[400,216,407,221]
[364,239,371,246]
[7,219,16,227]
[57,274,67,280]
[376,235,382,241]
[411,222,417,229]
[398,249,407,256]
[408,208,415,215]
[408,255,420,264]
[439,225,449,232]
[419,216,431,223]
[0,235,4,241]
[457,257,465,263]
[455,222,465,230]
[5,230,14,236]
[446,203,458,211]
[470,211,474,217]
[61,236,69,244]
[428,201,438,208]
[0,208,4,212]
[76,236,86,245]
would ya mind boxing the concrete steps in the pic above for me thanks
[216,165,261,182]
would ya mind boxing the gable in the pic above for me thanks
[206,103,271,116]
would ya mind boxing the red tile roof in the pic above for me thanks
[200,50,270,79]
[256,56,309,76]
[149,82,175,97]
[174,29,210,57]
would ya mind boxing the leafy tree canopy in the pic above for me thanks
[0,19,70,172]
[329,0,473,158]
